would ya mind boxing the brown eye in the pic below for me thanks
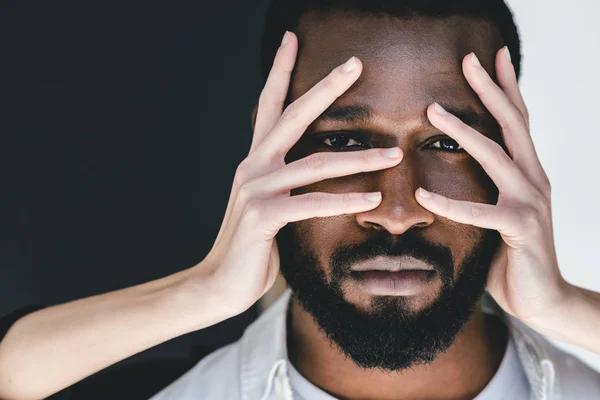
[323,134,365,149]
[430,138,464,152]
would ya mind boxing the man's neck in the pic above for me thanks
[287,297,508,400]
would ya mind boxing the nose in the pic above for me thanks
[355,161,435,235]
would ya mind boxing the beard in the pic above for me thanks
[276,224,501,371]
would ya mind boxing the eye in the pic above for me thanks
[322,133,367,150]
[429,138,464,152]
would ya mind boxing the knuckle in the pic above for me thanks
[540,176,552,198]
[258,89,285,111]
[305,152,328,172]
[522,105,530,120]
[270,149,287,164]
[341,192,355,207]
[525,188,551,218]
[481,145,508,170]
[234,159,251,183]
[519,206,543,231]
[243,198,265,223]
[237,180,256,203]
[492,145,511,168]
[322,73,337,91]
[470,204,485,222]
[304,193,325,209]
[529,189,547,207]
[359,149,374,165]
[279,102,299,125]
[499,108,526,133]
[499,118,516,133]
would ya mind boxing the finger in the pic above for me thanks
[250,31,299,153]
[464,51,549,194]
[494,47,550,194]
[249,147,402,195]
[463,51,529,161]
[415,187,518,235]
[259,191,382,231]
[257,56,363,159]
[495,47,529,130]
[428,102,533,196]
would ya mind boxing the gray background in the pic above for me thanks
[506,0,600,372]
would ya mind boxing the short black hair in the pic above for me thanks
[260,0,522,82]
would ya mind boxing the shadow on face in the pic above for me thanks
[280,12,504,314]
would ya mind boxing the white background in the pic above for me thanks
[506,0,600,372]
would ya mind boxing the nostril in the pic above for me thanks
[413,222,430,228]
[367,222,385,230]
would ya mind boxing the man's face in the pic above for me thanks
[276,12,504,370]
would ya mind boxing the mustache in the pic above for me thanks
[329,230,455,284]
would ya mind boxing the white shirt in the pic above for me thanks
[150,289,600,400]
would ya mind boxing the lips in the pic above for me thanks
[348,255,438,296]
[351,270,437,281]
[350,255,435,273]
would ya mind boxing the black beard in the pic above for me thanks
[276,225,501,371]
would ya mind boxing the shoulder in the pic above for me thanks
[149,340,242,400]
[485,294,600,397]
[149,290,291,400]
[543,340,600,398]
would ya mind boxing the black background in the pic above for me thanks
[0,1,272,397]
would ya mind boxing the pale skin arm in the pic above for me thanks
[415,47,600,354]
[0,31,403,400]
[0,266,231,400]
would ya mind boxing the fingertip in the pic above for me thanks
[426,102,441,121]
[502,46,512,64]
[495,46,517,87]
[417,187,433,199]
[273,32,298,72]
[340,56,363,77]
[354,56,363,69]
[285,31,298,48]
[461,52,473,71]
[280,30,297,46]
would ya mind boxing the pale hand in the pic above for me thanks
[195,32,403,315]
[414,47,571,334]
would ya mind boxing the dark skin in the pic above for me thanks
[253,13,509,400]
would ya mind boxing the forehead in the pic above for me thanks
[291,12,502,119]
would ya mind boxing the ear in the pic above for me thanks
[251,102,258,130]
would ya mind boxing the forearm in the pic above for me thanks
[535,283,600,354]
[0,261,230,400]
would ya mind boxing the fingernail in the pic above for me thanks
[504,46,512,63]
[419,188,432,199]
[342,57,357,72]
[382,147,401,159]
[281,31,290,46]
[365,192,382,202]
[434,102,448,115]
[471,52,482,68]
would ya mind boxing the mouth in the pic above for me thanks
[349,256,438,296]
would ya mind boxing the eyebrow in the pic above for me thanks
[315,104,487,130]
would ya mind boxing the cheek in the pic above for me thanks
[422,154,495,203]
[286,217,347,282]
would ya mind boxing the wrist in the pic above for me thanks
[171,258,243,333]
[518,279,575,338]
[526,282,587,343]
